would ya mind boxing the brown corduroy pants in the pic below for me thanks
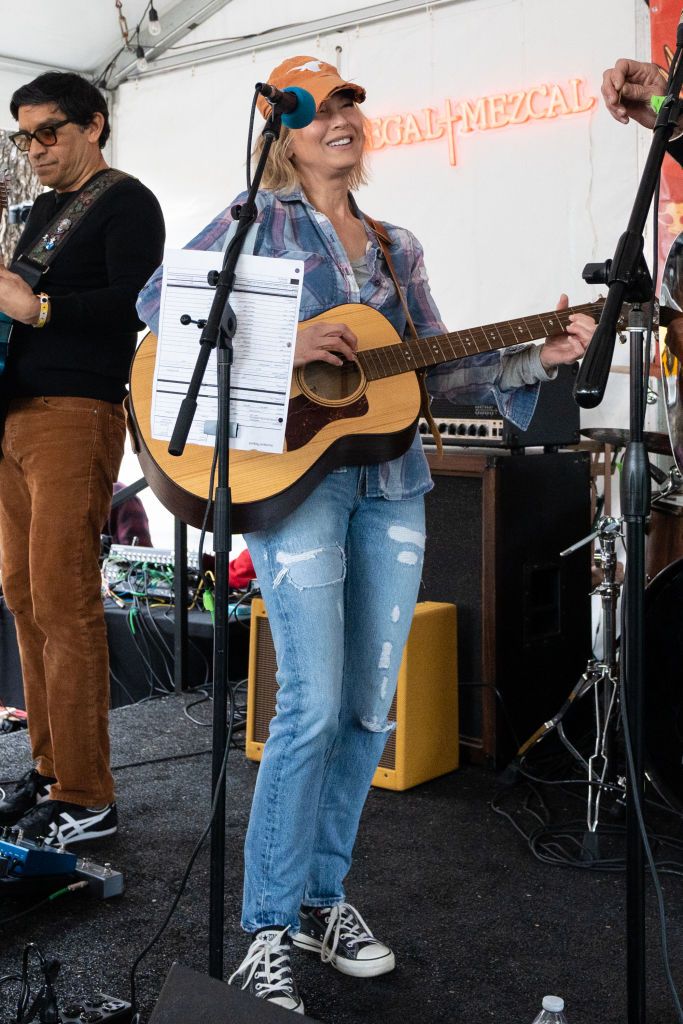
[0,396,125,807]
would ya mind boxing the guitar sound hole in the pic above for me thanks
[300,360,363,402]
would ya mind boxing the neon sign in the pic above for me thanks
[366,78,595,167]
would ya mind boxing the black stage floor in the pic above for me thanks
[1,696,682,1024]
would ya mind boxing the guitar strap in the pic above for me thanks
[10,168,132,288]
[363,212,443,456]
[0,169,133,452]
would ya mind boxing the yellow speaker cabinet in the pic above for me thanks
[246,599,459,791]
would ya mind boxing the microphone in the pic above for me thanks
[256,83,316,129]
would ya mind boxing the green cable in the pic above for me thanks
[203,589,215,625]
[48,887,70,901]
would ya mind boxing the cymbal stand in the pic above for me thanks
[510,516,624,848]
[575,516,623,855]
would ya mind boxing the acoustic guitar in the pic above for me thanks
[128,298,608,534]
[0,170,13,373]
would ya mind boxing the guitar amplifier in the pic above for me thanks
[246,599,459,791]
[420,363,580,449]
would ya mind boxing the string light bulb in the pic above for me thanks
[148,2,161,36]
[136,43,148,71]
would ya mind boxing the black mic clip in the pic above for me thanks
[179,314,207,329]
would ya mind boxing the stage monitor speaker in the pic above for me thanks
[421,449,591,767]
[149,962,321,1022]
[246,599,459,790]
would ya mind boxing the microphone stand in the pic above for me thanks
[573,24,683,1023]
[167,102,286,980]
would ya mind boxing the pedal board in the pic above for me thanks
[102,544,200,602]
[0,831,123,897]
[59,994,132,1023]
[108,544,199,569]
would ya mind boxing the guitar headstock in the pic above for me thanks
[593,297,656,333]
[615,303,630,333]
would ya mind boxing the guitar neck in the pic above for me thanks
[0,170,9,329]
[358,301,602,381]
[0,168,9,221]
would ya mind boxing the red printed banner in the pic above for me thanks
[651,1,683,285]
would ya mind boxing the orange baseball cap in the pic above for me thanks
[257,55,366,120]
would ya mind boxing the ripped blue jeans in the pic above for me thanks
[242,466,425,932]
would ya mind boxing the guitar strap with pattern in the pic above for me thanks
[0,169,133,449]
[363,212,443,456]
[10,168,132,288]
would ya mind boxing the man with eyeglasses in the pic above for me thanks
[0,72,164,846]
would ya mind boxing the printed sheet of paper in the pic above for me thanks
[151,248,303,452]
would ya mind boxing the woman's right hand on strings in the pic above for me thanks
[601,58,667,129]
[294,321,358,368]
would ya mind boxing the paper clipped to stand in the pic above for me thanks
[151,248,303,453]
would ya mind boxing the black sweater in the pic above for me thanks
[2,172,165,404]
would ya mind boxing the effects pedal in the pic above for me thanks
[0,830,77,878]
[0,829,123,897]
[59,994,132,1023]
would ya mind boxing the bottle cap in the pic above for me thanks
[543,996,565,1012]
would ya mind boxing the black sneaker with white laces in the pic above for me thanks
[293,903,395,978]
[14,799,118,846]
[229,928,304,1014]
[0,768,56,826]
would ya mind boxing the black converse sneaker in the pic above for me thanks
[229,928,304,1014]
[293,903,395,978]
[13,799,118,846]
[0,768,56,826]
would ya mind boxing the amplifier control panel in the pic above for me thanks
[419,416,504,446]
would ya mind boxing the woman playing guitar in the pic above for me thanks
[137,55,595,1016]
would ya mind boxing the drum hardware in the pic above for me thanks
[646,466,683,580]
[580,427,673,458]
[651,464,683,505]
[508,499,683,847]
[507,516,626,859]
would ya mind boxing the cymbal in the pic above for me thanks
[581,427,673,457]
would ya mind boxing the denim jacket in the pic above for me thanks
[137,187,545,500]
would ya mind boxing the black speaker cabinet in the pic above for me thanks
[149,963,321,1022]
[421,449,591,767]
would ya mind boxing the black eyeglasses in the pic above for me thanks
[8,118,75,153]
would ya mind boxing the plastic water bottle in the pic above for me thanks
[531,995,569,1023]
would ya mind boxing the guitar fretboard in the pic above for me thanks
[0,168,10,214]
[358,301,603,381]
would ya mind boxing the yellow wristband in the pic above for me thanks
[33,292,49,329]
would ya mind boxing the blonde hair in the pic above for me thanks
[252,105,372,194]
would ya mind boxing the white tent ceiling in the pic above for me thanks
[0,0,452,88]
[0,0,230,82]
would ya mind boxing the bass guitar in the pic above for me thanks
[0,170,12,373]
[128,299,611,534]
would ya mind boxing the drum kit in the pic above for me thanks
[516,240,683,825]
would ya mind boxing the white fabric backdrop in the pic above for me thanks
[0,0,657,549]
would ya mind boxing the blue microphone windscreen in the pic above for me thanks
[281,87,316,129]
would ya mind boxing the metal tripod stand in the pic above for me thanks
[514,515,624,849]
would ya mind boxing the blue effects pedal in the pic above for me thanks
[0,829,124,896]
[0,833,77,878]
